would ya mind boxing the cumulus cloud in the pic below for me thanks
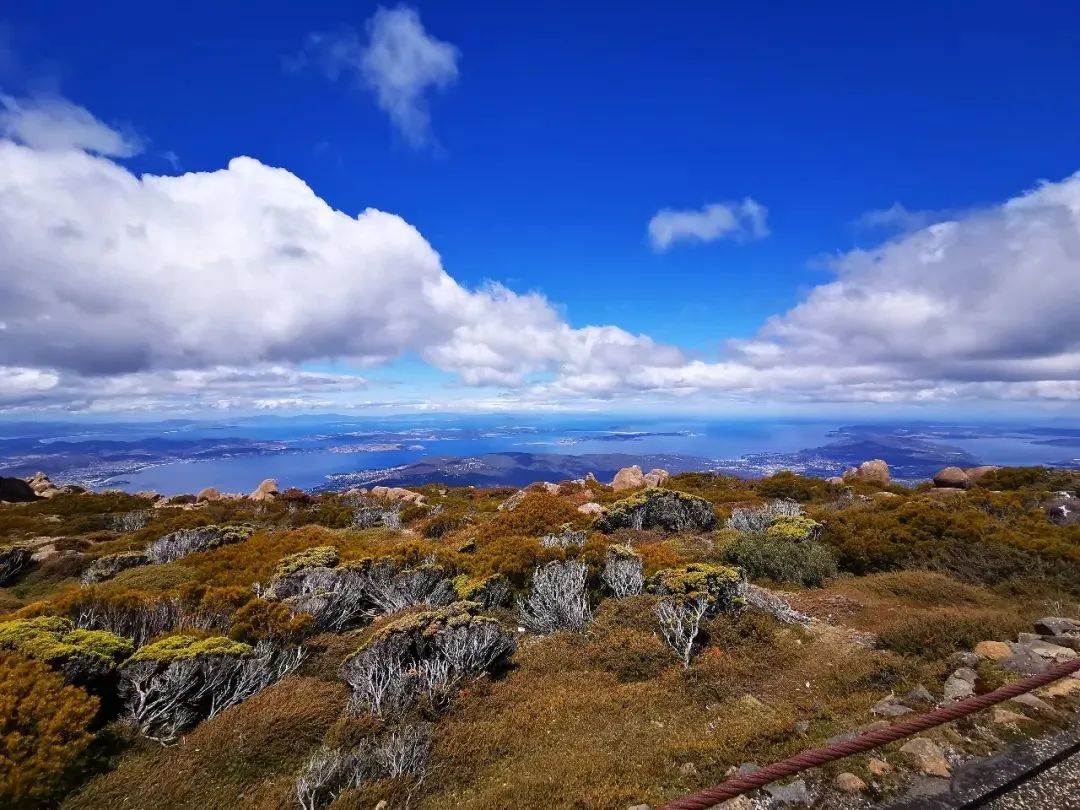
[3,91,1080,411]
[648,198,769,251]
[0,94,142,156]
[295,6,459,147]
[0,121,677,407]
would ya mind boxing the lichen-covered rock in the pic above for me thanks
[81,551,151,585]
[539,525,587,548]
[597,488,717,533]
[0,544,32,585]
[933,467,970,489]
[649,563,746,615]
[0,615,133,684]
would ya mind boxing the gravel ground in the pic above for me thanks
[983,748,1080,810]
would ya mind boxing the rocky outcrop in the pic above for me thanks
[577,502,605,517]
[933,467,970,489]
[610,465,645,491]
[370,486,426,506]
[0,476,38,503]
[249,479,280,501]
[965,465,1000,485]
[643,468,670,487]
[610,465,670,491]
[842,459,890,486]
[598,489,717,533]
[196,487,222,502]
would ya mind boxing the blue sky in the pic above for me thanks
[2,3,1080,416]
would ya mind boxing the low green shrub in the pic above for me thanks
[723,534,837,587]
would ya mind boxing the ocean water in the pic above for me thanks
[5,415,1079,495]
[102,417,839,494]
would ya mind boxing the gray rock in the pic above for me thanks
[1043,635,1080,651]
[1019,637,1078,662]
[943,668,977,701]
[906,685,936,704]
[764,778,811,805]
[950,651,979,668]
[872,695,914,717]
[736,762,761,776]
[1034,617,1080,636]
[1002,647,1052,675]
[793,720,810,735]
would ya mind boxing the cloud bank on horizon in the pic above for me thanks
[1,5,1079,415]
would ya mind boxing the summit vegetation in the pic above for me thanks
[0,464,1078,809]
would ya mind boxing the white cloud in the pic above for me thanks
[0,94,141,156]
[296,6,459,148]
[3,93,1080,412]
[0,124,679,408]
[648,198,769,251]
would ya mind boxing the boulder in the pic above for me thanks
[965,465,1000,485]
[0,476,38,503]
[196,487,222,502]
[642,468,670,488]
[842,459,890,486]
[826,476,845,486]
[1034,617,1080,637]
[136,490,162,501]
[611,465,646,491]
[577,502,605,517]
[28,471,55,495]
[249,479,279,501]
[899,738,951,777]
[933,467,970,489]
[370,486,426,506]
